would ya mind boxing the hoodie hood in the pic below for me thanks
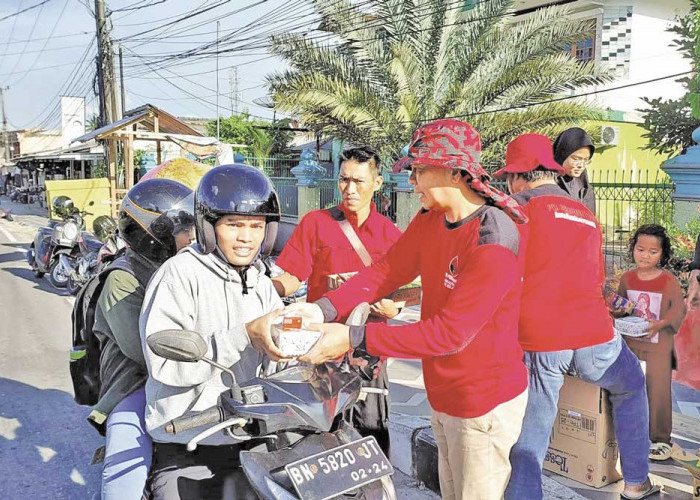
[179,243,267,291]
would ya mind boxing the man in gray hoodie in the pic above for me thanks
[140,164,287,499]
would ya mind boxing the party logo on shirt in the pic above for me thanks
[444,255,459,289]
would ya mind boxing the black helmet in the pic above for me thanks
[195,164,280,257]
[52,195,75,217]
[92,215,117,243]
[119,179,195,263]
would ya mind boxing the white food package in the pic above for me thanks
[271,319,322,356]
[614,316,650,337]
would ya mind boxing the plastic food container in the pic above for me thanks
[614,316,650,337]
[271,318,322,356]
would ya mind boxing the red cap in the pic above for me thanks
[492,133,564,179]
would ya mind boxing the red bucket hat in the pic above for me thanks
[393,119,528,224]
[493,133,564,179]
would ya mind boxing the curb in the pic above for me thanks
[388,411,586,499]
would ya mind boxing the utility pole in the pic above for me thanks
[94,0,120,217]
[94,0,118,126]
[216,21,220,140]
[232,67,239,115]
[0,87,9,163]
[119,45,126,117]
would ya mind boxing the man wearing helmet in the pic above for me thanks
[140,164,287,499]
[285,120,530,499]
[271,146,402,456]
[91,179,195,499]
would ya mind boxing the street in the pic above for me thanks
[1,201,699,499]
[0,213,102,499]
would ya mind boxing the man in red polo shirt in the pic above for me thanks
[272,146,401,455]
[285,120,530,500]
[492,134,654,500]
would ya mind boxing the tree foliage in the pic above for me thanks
[267,0,613,169]
[640,3,700,156]
[206,114,294,158]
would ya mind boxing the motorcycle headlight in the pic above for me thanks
[63,222,78,240]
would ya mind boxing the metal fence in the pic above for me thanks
[590,170,675,269]
[270,177,298,217]
[245,156,299,177]
[318,178,398,222]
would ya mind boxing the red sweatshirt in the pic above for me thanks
[512,184,614,351]
[323,206,528,419]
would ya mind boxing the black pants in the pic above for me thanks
[353,363,391,457]
[148,443,257,500]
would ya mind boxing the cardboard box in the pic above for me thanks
[327,273,422,308]
[543,375,622,488]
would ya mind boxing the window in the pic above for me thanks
[564,37,596,63]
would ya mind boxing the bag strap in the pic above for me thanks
[337,218,372,267]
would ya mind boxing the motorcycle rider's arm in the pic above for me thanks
[97,270,147,366]
[140,274,252,388]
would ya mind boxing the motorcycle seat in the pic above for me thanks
[82,233,104,251]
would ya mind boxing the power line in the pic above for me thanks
[114,0,234,42]
[0,31,92,45]
[10,0,71,86]
[111,0,168,13]
[0,0,53,23]
[4,0,45,78]
[0,0,25,74]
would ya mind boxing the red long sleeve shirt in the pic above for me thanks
[512,184,614,351]
[323,206,528,419]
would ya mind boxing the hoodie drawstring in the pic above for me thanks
[238,267,249,295]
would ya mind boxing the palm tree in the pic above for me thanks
[267,0,613,169]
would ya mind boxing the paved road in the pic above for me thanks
[0,203,438,500]
[0,215,103,499]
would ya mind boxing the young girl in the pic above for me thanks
[618,224,686,461]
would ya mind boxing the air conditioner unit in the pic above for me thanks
[601,125,620,146]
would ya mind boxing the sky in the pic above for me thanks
[0,0,692,134]
[0,0,310,131]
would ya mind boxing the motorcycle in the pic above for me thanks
[28,200,94,288]
[67,216,122,295]
[146,303,396,500]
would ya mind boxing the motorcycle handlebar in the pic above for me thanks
[165,406,225,434]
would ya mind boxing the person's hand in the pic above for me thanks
[686,270,700,310]
[284,302,325,325]
[245,309,293,362]
[370,299,400,319]
[298,323,351,365]
[643,319,665,339]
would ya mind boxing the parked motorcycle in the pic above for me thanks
[146,304,395,500]
[28,196,94,288]
[67,216,121,295]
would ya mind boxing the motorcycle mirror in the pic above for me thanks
[88,201,95,206]
[148,330,208,362]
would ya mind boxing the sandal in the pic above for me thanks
[649,442,672,461]
[620,479,661,499]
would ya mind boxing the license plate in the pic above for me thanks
[284,436,393,500]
